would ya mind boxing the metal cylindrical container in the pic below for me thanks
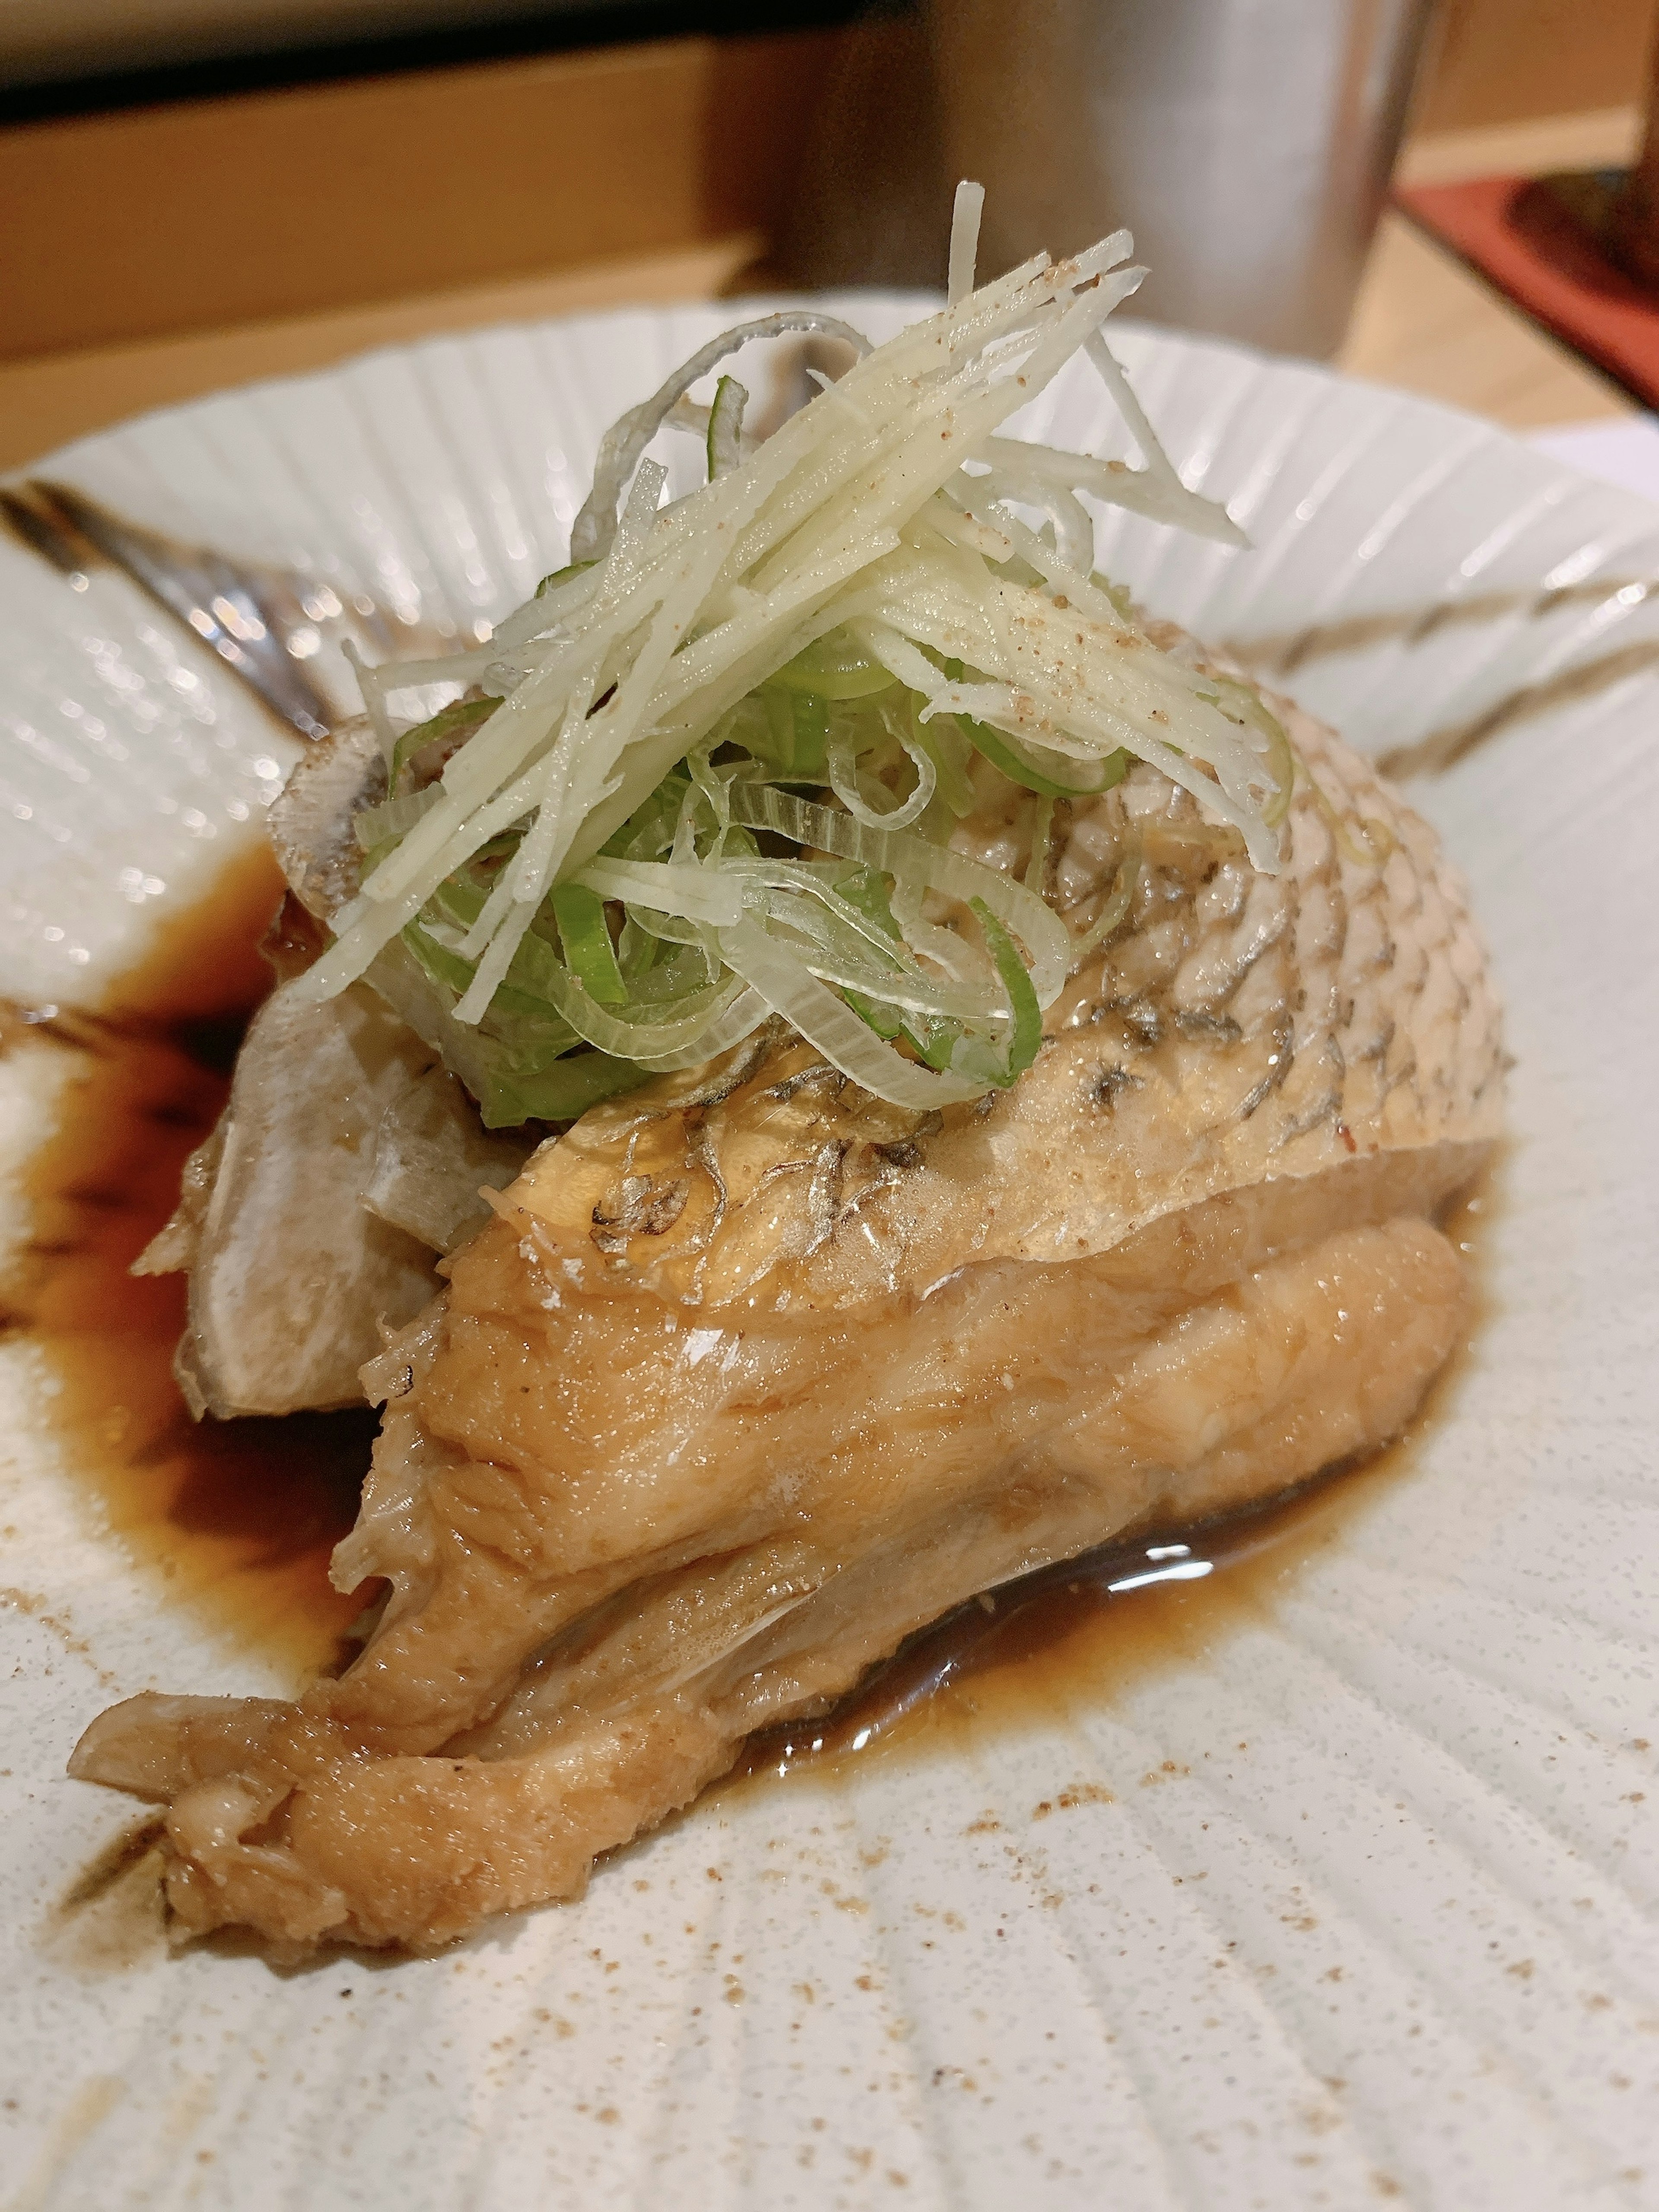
[934,0,1434,356]
[782,0,1437,360]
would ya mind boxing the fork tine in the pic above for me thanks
[23,479,337,741]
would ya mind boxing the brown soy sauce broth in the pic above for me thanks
[3,847,373,1677]
[5,852,1491,1764]
[733,1460,1408,1790]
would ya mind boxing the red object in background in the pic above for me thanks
[1397,172,1659,409]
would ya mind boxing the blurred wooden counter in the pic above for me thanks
[1342,107,1640,426]
[0,42,1640,471]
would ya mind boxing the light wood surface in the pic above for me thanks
[0,31,830,359]
[0,102,1640,474]
[5,0,1649,369]
[1395,105,1644,186]
[1413,0,1653,133]
[1338,211,1630,429]
[1338,106,1639,429]
[0,236,760,469]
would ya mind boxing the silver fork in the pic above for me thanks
[0,478,412,740]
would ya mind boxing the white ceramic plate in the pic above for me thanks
[3,299,1656,2212]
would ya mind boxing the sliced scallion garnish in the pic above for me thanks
[313,194,1291,1122]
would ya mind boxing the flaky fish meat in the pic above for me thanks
[73,695,1502,1951]
[134,719,536,1416]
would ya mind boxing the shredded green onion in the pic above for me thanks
[958,711,1129,800]
[967,897,1042,1086]
[552,882,627,1005]
[768,631,896,702]
[1205,677,1294,828]
[389,694,501,793]
[307,197,1290,1123]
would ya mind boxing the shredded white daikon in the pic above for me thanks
[948,179,986,307]
[297,197,1281,1122]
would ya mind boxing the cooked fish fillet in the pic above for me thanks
[135,982,462,1417]
[72,693,1503,1951]
[135,721,535,1416]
